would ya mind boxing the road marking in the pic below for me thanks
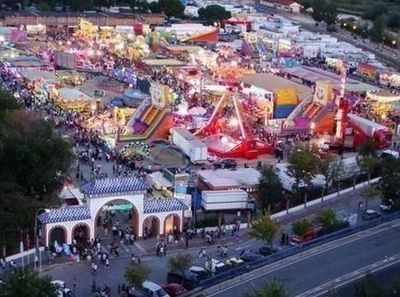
[296,253,400,297]
[201,220,400,297]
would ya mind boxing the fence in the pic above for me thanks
[193,210,400,292]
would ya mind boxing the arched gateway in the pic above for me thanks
[39,176,187,246]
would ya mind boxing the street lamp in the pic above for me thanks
[34,208,49,271]
[392,40,397,49]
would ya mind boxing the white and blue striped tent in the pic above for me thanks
[81,176,149,198]
[144,198,188,214]
[38,205,91,224]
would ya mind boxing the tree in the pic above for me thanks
[198,5,231,24]
[370,15,387,43]
[311,0,325,23]
[130,0,150,12]
[292,219,309,238]
[249,212,279,247]
[168,253,193,281]
[322,1,338,26]
[245,279,287,297]
[354,273,382,297]
[125,263,151,289]
[149,0,184,18]
[310,0,337,26]
[36,2,52,11]
[258,165,283,212]
[358,156,379,184]
[361,186,380,209]
[0,268,57,297]
[386,11,400,29]
[359,138,377,157]
[363,3,388,21]
[318,155,343,197]
[379,158,400,207]
[320,208,336,229]
[0,92,72,254]
[287,144,319,205]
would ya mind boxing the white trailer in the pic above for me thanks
[201,189,253,211]
[275,163,326,192]
[171,128,208,164]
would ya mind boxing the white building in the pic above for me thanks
[39,176,187,247]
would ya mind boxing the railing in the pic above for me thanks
[193,211,400,292]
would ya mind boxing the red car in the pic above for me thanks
[161,283,188,296]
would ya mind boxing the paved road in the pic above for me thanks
[335,261,400,297]
[200,220,400,297]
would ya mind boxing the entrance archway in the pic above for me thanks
[49,226,66,246]
[143,216,160,239]
[72,223,90,246]
[95,199,139,241]
[164,214,180,237]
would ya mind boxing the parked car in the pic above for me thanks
[213,158,237,169]
[207,153,219,162]
[51,280,72,297]
[240,251,262,262]
[380,199,394,212]
[225,257,245,267]
[211,258,228,273]
[259,245,277,256]
[142,281,170,297]
[161,283,187,297]
[167,267,210,290]
[362,209,381,221]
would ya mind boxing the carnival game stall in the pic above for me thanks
[51,87,94,111]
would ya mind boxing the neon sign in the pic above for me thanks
[102,203,133,211]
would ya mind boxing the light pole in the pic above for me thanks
[34,208,49,271]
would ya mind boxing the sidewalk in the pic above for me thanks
[135,230,252,256]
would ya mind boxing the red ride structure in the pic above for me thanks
[194,92,272,159]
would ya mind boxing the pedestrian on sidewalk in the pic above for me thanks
[105,258,110,269]
[72,277,77,292]
[91,262,98,274]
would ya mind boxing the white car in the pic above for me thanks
[51,280,72,297]
[142,280,170,297]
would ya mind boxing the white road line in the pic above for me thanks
[296,254,400,297]
[203,220,400,297]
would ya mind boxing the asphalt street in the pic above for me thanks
[204,220,400,297]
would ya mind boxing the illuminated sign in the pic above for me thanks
[102,203,133,211]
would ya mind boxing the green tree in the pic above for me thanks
[359,138,377,157]
[198,5,232,24]
[318,155,343,197]
[125,263,151,289]
[245,279,287,297]
[150,0,184,18]
[322,1,338,26]
[320,208,336,228]
[292,219,309,238]
[311,0,325,23]
[36,2,52,11]
[379,158,400,207]
[168,253,193,281]
[0,268,57,297]
[387,11,400,28]
[358,156,379,183]
[287,144,319,205]
[0,92,72,253]
[258,164,283,212]
[361,186,380,209]
[130,0,150,13]
[370,15,387,43]
[363,3,388,21]
[249,212,279,247]
[354,273,382,297]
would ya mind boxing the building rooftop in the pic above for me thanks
[197,168,261,189]
[81,176,149,197]
[38,205,91,224]
[143,198,188,214]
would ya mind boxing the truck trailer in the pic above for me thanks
[171,128,208,164]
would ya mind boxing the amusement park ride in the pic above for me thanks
[330,60,391,149]
[194,92,272,159]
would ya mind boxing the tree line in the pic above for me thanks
[0,91,72,255]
